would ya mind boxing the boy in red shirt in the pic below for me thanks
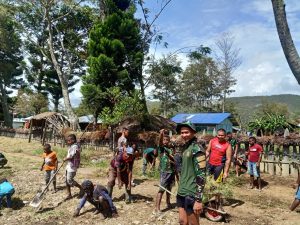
[40,143,58,192]
[246,137,263,190]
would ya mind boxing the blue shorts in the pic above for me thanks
[295,186,300,200]
[176,195,195,214]
[159,172,175,192]
[247,161,260,177]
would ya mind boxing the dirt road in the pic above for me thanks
[0,137,299,225]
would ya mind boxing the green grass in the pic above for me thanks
[90,159,108,168]
[12,149,23,153]
[0,168,14,179]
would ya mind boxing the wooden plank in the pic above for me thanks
[274,155,281,176]
[281,156,290,176]
[268,154,275,175]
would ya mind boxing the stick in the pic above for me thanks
[154,185,227,215]
[154,184,176,196]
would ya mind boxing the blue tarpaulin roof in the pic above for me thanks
[171,113,231,124]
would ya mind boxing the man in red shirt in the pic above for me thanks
[247,137,263,190]
[206,129,232,181]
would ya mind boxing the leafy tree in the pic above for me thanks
[148,55,182,117]
[44,69,79,112]
[16,0,96,129]
[256,100,289,118]
[271,0,300,84]
[14,90,48,116]
[214,32,241,112]
[248,114,291,136]
[0,4,23,127]
[178,47,221,112]
[248,100,291,135]
[136,0,173,113]
[82,0,143,122]
[24,43,48,94]
[100,87,144,125]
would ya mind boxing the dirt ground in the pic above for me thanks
[0,137,300,225]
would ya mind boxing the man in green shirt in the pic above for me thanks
[227,132,240,177]
[154,129,176,214]
[176,122,206,225]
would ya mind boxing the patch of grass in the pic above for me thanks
[229,174,248,187]
[32,147,67,161]
[144,169,160,180]
[12,149,23,153]
[92,160,108,168]
[32,148,43,156]
[0,168,14,179]
[243,193,287,210]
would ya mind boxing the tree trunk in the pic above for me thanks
[271,0,300,84]
[54,97,59,112]
[137,69,149,115]
[222,91,226,113]
[45,5,79,130]
[99,0,106,21]
[0,81,12,127]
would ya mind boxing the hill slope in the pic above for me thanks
[227,94,300,125]
[147,94,300,125]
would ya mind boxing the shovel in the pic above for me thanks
[30,161,64,207]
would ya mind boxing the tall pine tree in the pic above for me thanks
[81,0,143,121]
[0,4,23,127]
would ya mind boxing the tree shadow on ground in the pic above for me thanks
[132,178,147,185]
[113,193,153,203]
[9,197,25,210]
[36,201,64,213]
[161,203,177,212]
[132,194,153,202]
[0,166,12,169]
[224,198,245,208]
[253,179,269,189]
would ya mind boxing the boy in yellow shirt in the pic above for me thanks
[40,143,58,192]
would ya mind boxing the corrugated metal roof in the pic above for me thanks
[171,113,231,124]
[78,115,102,123]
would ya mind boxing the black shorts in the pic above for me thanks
[176,195,195,214]
[207,163,224,181]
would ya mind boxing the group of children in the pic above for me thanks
[1,127,300,222]
[39,134,118,219]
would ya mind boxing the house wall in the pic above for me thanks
[13,121,25,129]
[216,118,233,132]
[194,119,233,133]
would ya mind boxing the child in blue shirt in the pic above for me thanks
[0,178,15,208]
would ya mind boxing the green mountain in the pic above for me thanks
[227,94,300,125]
[147,94,300,126]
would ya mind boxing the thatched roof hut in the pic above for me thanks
[116,115,176,133]
[28,112,70,144]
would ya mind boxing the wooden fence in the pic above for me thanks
[1,129,299,176]
[238,142,300,177]
[0,130,111,150]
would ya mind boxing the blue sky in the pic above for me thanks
[71,0,300,106]
[137,0,300,96]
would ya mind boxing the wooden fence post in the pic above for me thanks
[282,144,290,176]
[268,153,275,175]
[28,120,33,143]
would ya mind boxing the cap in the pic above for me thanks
[126,147,134,155]
[176,121,197,133]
